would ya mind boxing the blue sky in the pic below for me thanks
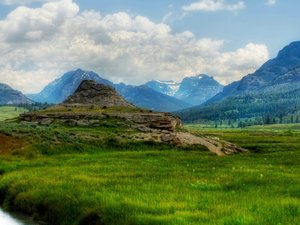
[0,0,299,93]
[75,0,300,56]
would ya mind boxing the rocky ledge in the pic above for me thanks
[20,108,182,132]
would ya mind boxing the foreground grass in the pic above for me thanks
[0,106,27,121]
[0,122,299,225]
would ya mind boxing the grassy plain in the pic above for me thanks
[0,122,299,225]
[0,106,28,121]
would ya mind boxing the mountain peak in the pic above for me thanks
[28,70,113,104]
[195,74,210,79]
[175,74,223,105]
[75,68,84,73]
[64,80,134,107]
[182,74,213,82]
[145,80,180,96]
[0,83,12,90]
[236,41,300,91]
[0,83,33,105]
[276,41,300,60]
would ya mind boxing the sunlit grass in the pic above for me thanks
[0,122,299,225]
[0,106,27,121]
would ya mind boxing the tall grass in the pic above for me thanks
[0,106,27,121]
[0,122,299,225]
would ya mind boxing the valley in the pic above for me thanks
[0,122,299,225]
[0,1,300,224]
[0,77,298,225]
[0,21,299,225]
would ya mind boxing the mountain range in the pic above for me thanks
[27,70,113,104]
[0,83,33,105]
[28,69,192,112]
[177,41,300,122]
[1,41,300,119]
[145,75,223,106]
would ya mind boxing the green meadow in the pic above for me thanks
[0,106,28,121]
[0,122,299,225]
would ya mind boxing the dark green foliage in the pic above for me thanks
[177,82,300,125]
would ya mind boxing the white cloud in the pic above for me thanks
[182,0,245,12]
[0,0,269,93]
[266,0,276,6]
[0,0,49,5]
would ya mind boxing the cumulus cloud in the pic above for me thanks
[0,0,269,93]
[0,0,49,5]
[182,0,245,12]
[266,0,276,6]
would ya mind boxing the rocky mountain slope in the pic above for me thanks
[0,83,33,105]
[177,41,300,122]
[208,41,300,103]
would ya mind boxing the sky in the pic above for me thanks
[0,0,299,93]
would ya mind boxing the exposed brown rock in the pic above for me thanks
[131,132,248,156]
[20,110,181,131]
[64,80,133,107]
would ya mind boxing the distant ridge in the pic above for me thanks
[144,74,223,106]
[28,69,191,112]
[176,41,300,122]
[115,83,191,112]
[174,74,223,105]
[0,83,33,105]
[28,69,113,104]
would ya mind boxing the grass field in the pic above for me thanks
[0,106,28,121]
[0,122,299,225]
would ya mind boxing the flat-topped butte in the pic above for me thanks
[20,80,246,155]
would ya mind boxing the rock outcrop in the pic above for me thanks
[20,79,246,156]
[64,80,133,107]
[20,108,182,132]
[21,80,182,132]
[129,132,247,156]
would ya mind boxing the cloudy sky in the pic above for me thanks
[0,0,299,93]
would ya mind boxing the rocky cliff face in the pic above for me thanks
[21,80,182,132]
[64,80,133,107]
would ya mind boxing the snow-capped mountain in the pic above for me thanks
[174,74,224,106]
[145,75,223,106]
[27,69,191,112]
[145,80,180,96]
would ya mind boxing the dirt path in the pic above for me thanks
[0,133,24,154]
